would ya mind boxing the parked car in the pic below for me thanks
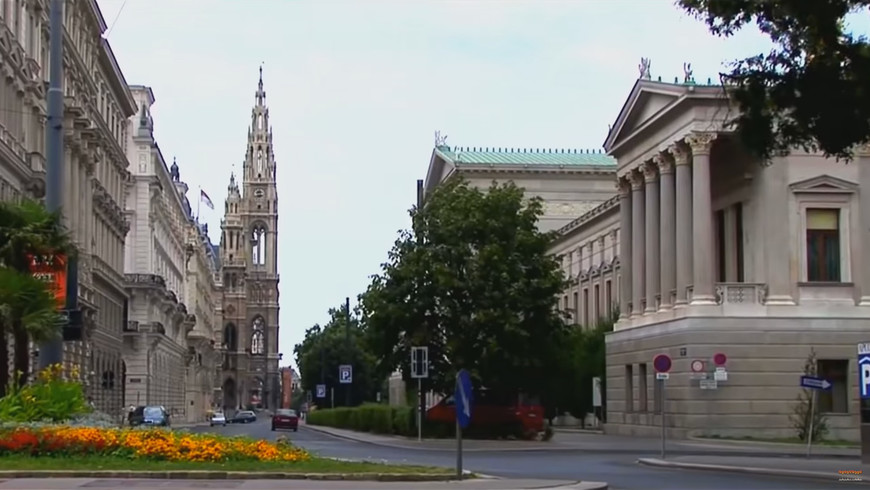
[230,410,257,424]
[128,405,171,427]
[210,412,227,426]
[426,389,544,435]
[271,409,299,432]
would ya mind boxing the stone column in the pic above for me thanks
[656,153,676,309]
[629,169,646,316]
[671,143,692,306]
[686,132,718,305]
[617,178,632,319]
[859,145,870,305]
[643,161,660,313]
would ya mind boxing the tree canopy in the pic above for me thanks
[679,0,870,160]
[359,178,571,398]
[293,303,378,407]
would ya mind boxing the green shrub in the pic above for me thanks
[0,364,90,423]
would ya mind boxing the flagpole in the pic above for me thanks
[197,186,201,223]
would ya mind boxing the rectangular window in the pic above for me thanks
[638,363,648,412]
[735,203,745,282]
[605,280,612,317]
[593,284,600,324]
[653,374,663,413]
[625,364,634,413]
[817,359,848,414]
[806,208,841,282]
[583,289,590,327]
[572,291,578,325]
[716,209,726,282]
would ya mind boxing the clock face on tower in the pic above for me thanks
[253,189,264,198]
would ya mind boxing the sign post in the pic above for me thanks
[411,346,429,442]
[653,353,672,459]
[455,369,473,480]
[799,375,832,457]
[858,342,870,464]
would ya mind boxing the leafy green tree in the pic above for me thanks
[360,178,571,400]
[293,303,378,407]
[0,200,74,391]
[678,0,870,160]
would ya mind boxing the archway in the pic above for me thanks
[222,378,237,412]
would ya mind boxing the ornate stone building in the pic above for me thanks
[183,221,221,422]
[218,68,281,411]
[550,70,870,442]
[122,86,195,416]
[1,0,136,416]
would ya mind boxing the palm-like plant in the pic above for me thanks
[0,199,75,393]
[0,268,64,388]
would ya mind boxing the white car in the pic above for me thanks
[210,412,227,426]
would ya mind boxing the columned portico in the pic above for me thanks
[686,132,718,305]
[629,170,646,316]
[656,154,676,309]
[642,162,660,313]
[671,143,692,306]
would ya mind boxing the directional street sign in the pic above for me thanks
[455,369,473,429]
[316,384,326,398]
[339,365,353,384]
[859,342,870,399]
[800,375,833,391]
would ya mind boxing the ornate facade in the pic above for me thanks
[1,0,136,417]
[218,68,281,412]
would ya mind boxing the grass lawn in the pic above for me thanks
[704,435,857,447]
[0,454,451,474]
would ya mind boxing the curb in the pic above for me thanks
[558,483,608,490]
[302,425,858,458]
[687,435,860,451]
[637,458,870,485]
[0,470,460,481]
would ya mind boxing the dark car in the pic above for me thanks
[230,410,257,424]
[128,405,170,427]
[271,409,298,432]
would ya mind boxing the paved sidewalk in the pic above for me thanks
[0,478,607,490]
[638,455,870,485]
[303,423,859,457]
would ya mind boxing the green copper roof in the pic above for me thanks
[435,146,615,166]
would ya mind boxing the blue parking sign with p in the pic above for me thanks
[858,343,870,399]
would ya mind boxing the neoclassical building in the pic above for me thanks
[218,68,282,411]
[1,0,135,416]
[122,86,196,416]
[183,221,221,422]
[551,70,870,441]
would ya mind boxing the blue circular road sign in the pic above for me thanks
[653,354,672,373]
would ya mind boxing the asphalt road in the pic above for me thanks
[190,420,836,490]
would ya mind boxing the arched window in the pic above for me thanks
[223,323,238,352]
[252,225,266,266]
[256,149,264,175]
[251,317,265,355]
[257,114,263,130]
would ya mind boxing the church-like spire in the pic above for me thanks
[244,65,275,183]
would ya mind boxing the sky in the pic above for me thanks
[93,0,858,371]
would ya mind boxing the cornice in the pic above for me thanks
[455,165,615,177]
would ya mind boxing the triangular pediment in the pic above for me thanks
[789,174,858,194]
[603,80,687,153]
[423,148,456,198]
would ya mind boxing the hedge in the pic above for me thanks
[307,403,529,439]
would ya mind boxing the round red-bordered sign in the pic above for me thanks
[653,354,672,373]
[691,360,705,373]
[713,353,727,366]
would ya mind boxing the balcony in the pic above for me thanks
[714,283,768,306]
[125,273,166,289]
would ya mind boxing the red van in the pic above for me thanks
[426,389,544,435]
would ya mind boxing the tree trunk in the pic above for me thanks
[0,320,8,397]
[12,318,29,388]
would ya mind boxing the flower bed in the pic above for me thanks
[0,425,310,463]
